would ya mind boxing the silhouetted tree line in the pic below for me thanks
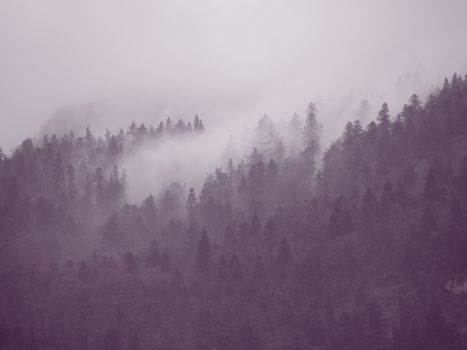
[1,77,467,349]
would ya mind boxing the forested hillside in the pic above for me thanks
[1,74,467,349]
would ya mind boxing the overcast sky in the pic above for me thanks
[1,0,467,150]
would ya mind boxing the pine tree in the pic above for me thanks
[302,102,321,182]
[93,167,106,207]
[288,112,303,156]
[66,163,77,199]
[410,94,421,110]
[377,103,391,142]
[107,135,120,159]
[377,103,390,126]
[142,194,157,229]
[186,187,198,218]
[155,121,164,136]
[196,230,212,274]
[165,117,173,132]
[343,121,356,148]
[266,158,278,180]
[51,153,65,198]
[328,197,352,237]
[255,114,278,157]
[108,165,122,204]
[356,99,371,121]
[102,213,124,250]
[85,125,95,154]
[194,115,204,132]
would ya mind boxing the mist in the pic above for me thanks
[121,128,228,203]
[1,0,466,147]
[3,1,467,347]
[1,0,467,201]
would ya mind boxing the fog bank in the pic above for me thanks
[1,0,466,151]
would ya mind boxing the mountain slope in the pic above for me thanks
[1,75,467,349]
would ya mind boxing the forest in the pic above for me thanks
[1,74,467,349]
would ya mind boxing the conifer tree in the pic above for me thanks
[196,230,212,274]
[186,187,198,218]
[302,102,321,174]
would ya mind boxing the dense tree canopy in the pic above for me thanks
[1,76,467,349]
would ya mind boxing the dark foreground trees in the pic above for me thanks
[1,76,467,348]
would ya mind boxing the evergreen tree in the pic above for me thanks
[194,115,204,132]
[288,112,303,156]
[266,158,278,179]
[302,102,321,174]
[93,167,106,207]
[186,187,198,218]
[196,230,212,274]
[328,198,352,237]
[155,121,164,136]
[102,213,125,250]
[66,163,77,199]
[142,194,157,228]
[107,135,120,159]
[377,102,390,127]
[51,153,65,197]
[85,125,95,154]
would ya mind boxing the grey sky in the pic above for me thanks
[1,0,467,150]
